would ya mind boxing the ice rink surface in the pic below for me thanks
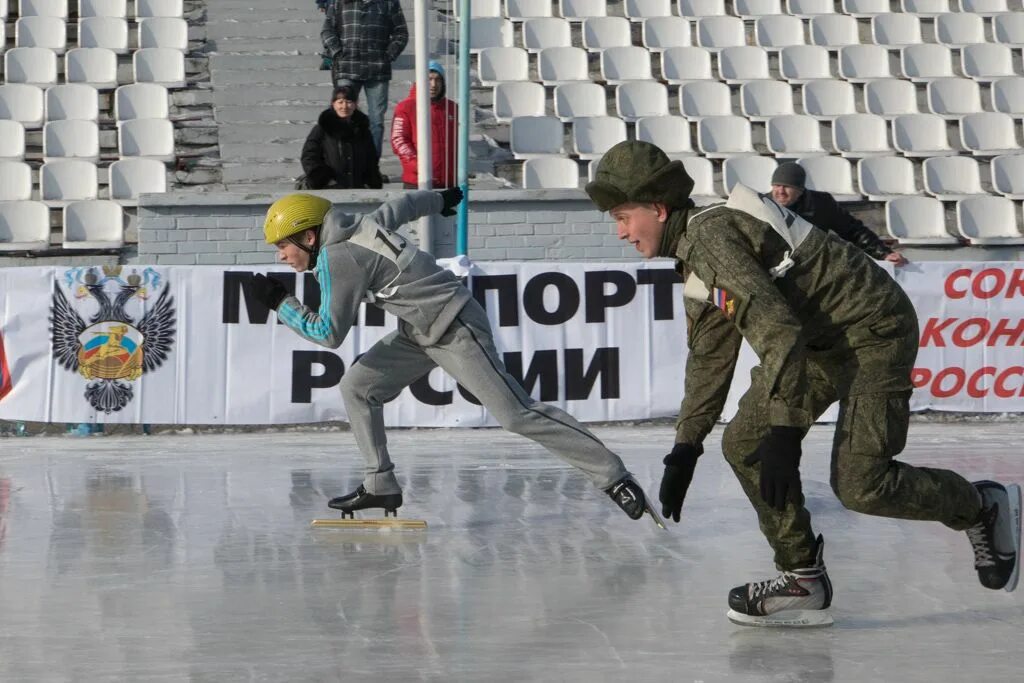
[0,422,1021,682]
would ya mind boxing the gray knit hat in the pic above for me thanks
[770,161,806,188]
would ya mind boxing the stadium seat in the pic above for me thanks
[832,113,892,158]
[15,16,67,54]
[553,82,606,121]
[635,116,694,157]
[992,12,1024,47]
[697,115,755,157]
[0,22,5,50]
[934,13,985,48]
[696,16,746,51]
[537,46,588,85]
[80,0,127,18]
[858,156,919,200]
[65,47,118,89]
[108,157,167,205]
[677,0,727,18]
[679,80,732,120]
[78,17,129,54]
[799,155,862,201]
[842,0,890,18]
[616,82,670,122]
[470,18,513,52]
[601,46,654,84]
[923,156,985,200]
[138,17,188,51]
[958,0,1008,15]
[779,45,831,83]
[506,0,553,21]
[582,17,631,52]
[522,18,571,53]
[40,159,98,203]
[718,46,770,84]
[961,44,1016,83]
[766,114,827,157]
[681,156,721,203]
[960,112,1020,156]
[0,83,45,128]
[901,0,949,15]
[839,45,892,83]
[573,116,627,159]
[802,79,856,120]
[0,122,26,161]
[510,116,565,158]
[118,118,175,161]
[991,77,1024,117]
[641,16,691,51]
[45,84,99,121]
[734,0,783,19]
[4,47,58,86]
[19,0,67,18]
[559,0,606,21]
[43,120,99,162]
[624,0,672,21]
[740,80,796,121]
[901,44,955,82]
[871,14,922,48]
[885,196,958,244]
[63,200,124,249]
[787,0,835,17]
[133,47,185,88]
[990,154,1024,198]
[135,0,183,19]
[957,196,1024,244]
[892,113,956,157]
[755,15,805,51]
[927,78,983,119]
[454,0,501,19]
[0,201,50,251]
[0,160,31,199]
[477,47,528,86]
[522,157,579,189]
[114,82,169,121]
[723,156,778,195]
[864,79,918,119]
[809,14,859,48]
[661,46,714,83]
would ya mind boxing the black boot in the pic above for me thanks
[328,485,403,518]
[967,480,1021,591]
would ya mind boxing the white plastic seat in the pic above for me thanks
[993,13,1024,47]
[477,47,528,86]
[553,82,606,121]
[902,0,949,14]
[65,47,118,89]
[625,0,672,21]
[718,46,770,84]
[582,16,631,52]
[961,44,1016,83]
[799,155,861,201]
[779,45,831,83]
[809,14,859,48]
[45,84,99,121]
[636,116,694,157]
[506,0,552,21]
[681,156,721,202]
[18,0,67,17]
[766,114,827,157]
[679,80,732,120]
[802,79,856,120]
[901,44,955,83]
[641,16,691,52]
[990,154,1024,198]
[40,159,98,203]
[455,0,501,19]
[0,122,26,161]
[958,0,1008,15]
[0,83,45,128]
[135,0,183,18]
[4,47,58,86]
[723,156,778,195]
[841,0,890,17]
[559,0,606,21]
[892,113,956,157]
[864,79,918,119]
[677,0,727,18]
[0,201,50,251]
[832,113,892,158]
[960,112,1020,156]
[956,196,1024,244]
[78,16,129,54]
[470,18,514,52]
[934,13,985,48]
[755,15,805,51]
[885,196,957,244]
[80,0,126,17]
[787,0,835,17]
[108,157,167,205]
[573,117,627,160]
[697,115,755,157]
[114,82,169,121]
[871,14,922,48]
[839,45,892,83]
[741,80,796,121]
[537,46,589,85]
[133,47,186,88]
[992,77,1024,118]
[858,156,918,200]
[118,118,175,160]
[493,83,545,123]
[0,160,30,200]
[63,200,124,249]
[138,17,188,51]
[696,16,746,51]
[927,78,983,119]
[601,46,654,84]
[734,0,783,19]
[522,157,579,189]
[43,120,99,162]
[662,46,714,83]
[510,116,565,158]
[522,18,571,53]
[15,16,67,54]
[923,156,985,200]
[616,82,670,122]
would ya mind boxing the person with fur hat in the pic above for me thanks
[298,84,383,190]
[390,60,458,189]
[585,140,1020,627]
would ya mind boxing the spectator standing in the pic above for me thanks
[391,60,459,190]
[298,84,383,190]
[316,0,332,71]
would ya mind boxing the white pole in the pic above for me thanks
[414,0,433,253]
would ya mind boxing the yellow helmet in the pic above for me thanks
[264,193,333,244]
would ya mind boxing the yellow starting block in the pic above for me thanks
[311,518,428,530]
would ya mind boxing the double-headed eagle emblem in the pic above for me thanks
[50,266,176,413]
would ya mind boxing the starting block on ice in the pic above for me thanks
[311,518,427,530]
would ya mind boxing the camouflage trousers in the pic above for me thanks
[722,361,982,571]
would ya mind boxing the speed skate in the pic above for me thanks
[311,485,427,530]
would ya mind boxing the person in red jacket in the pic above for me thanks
[390,60,458,189]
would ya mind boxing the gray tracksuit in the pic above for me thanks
[275,191,630,494]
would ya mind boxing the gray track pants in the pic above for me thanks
[338,300,631,495]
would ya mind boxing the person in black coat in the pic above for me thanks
[299,84,383,190]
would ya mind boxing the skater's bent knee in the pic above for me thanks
[832,467,896,514]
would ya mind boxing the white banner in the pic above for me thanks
[0,262,1021,425]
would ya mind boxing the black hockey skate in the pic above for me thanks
[328,486,403,519]
[967,480,1021,592]
[606,477,665,529]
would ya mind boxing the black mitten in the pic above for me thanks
[743,426,804,512]
[659,443,702,523]
[438,187,464,217]
[251,273,289,311]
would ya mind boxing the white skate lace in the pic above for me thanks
[967,519,995,567]
[749,572,795,599]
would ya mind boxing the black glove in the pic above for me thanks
[743,426,804,512]
[251,273,289,311]
[438,187,463,217]
[659,442,702,523]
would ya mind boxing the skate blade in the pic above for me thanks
[311,518,427,530]
[645,500,667,530]
[727,609,834,629]
[1005,483,1021,593]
